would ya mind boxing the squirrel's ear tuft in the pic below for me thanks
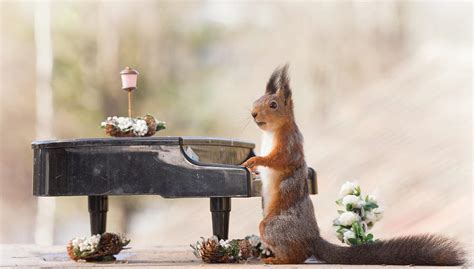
[266,64,291,104]
[266,67,280,95]
[265,64,291,100]
[278,64,291,102]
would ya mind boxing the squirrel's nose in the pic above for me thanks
[252,112,258,118]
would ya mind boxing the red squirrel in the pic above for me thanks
[242,65,466,265]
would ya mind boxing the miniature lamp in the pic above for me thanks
[120,67,139,117]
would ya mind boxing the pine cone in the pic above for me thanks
[200,238,231,263]
[99,232,123,255]
[105,125,134,137]
[237,239,253,260]
[143,115,157,136]
[82,233,124,261]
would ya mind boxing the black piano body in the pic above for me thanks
[32,137,317,239]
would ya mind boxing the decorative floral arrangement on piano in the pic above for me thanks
[100,67,166,137]
[101,114,166,137]
[67,232,130,262]
[333,181,383,245]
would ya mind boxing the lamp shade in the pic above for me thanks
[120,67,139,91]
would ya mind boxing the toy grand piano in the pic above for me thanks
[32,136,317,239]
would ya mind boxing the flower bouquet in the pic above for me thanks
[67,233,130,262]
[190,235,272,263]
[333,181,384,246]
[100,114,165,137]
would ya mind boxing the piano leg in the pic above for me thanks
[210,197,231,240]
[88,196,108,235]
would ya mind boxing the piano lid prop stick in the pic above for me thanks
[128,91,132,118]
[120,66,139,118]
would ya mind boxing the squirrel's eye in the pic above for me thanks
[269,101,278,109]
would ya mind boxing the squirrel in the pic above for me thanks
[242,64,466,265]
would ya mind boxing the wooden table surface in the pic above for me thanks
[0,244,465,268]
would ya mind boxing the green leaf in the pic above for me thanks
[102,255,116,261]
[354,186,361,196]
[228,240,241,258]
[364,202,378,210]
[348,238,359,245]
[353,222,367,239]
[366,233,374,241]
[156,121,166,131]
[352,223,362,237]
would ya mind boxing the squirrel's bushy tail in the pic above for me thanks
[313,234,466,265]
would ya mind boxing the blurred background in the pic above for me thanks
[0,0,472,255]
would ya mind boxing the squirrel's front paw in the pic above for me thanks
[242,157,258,172]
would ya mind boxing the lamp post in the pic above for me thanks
[120,67,139,118]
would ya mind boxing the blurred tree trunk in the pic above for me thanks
[97,1,120,117]
[34,0,56,245]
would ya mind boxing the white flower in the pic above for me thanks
[209,235,219,243]
[339,181,359,197]
[118,233,129,245]
[264,249,271,256]
[342,195,360,207]
[71,237,82,248]
[73,234,101,253]
[132,119,148,136]
[116,117,133,130]
[343,230,356,244]
[336,228,349,242]
[89,234,100,246]
[365,211,377,224]
[373,207,384,221]
[79,242,87,251]
[219,239,230,249]
[338,211,360,226]
[247,234,260,247]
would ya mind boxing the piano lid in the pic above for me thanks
[31,136,255,149]
[181,136,254,148]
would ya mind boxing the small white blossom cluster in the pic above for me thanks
[334,181,384,246]
[117,233,130,246]
[190,234,272,263]
[246,234,260,248]
[101,116,148,136]
[244,234,271,257]
[71,234,101,254]
[219,238,232,249]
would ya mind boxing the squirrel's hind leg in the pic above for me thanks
[261,257,280,264]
